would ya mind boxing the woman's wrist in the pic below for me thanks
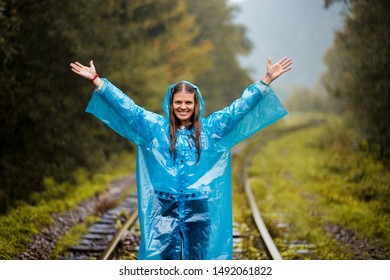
[90,73,99,83]
[261,75,272,85]
[92,76,103,88]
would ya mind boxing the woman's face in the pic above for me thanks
[172,91,195,125]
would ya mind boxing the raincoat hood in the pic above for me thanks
[162,80,205,117]
[86,78,288,260]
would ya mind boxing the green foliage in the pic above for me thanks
[0,0,252,213]
[249,115,390,259]
[51,215,99,259]
[0,0,132,213]
[285,87,342,113]
[185,0,253,114]
[323,0,390,164]
[0,152,134,259]
[231,122,287,260]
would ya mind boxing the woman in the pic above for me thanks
[70,57,292,259]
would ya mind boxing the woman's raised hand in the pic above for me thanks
[262,57,293,85]
[70,60,97,79]
[70,60,102,87]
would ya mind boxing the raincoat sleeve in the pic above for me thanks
[85,78,161,145]
[205,81,287,148]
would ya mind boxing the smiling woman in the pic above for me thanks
[172,92,195,126]
[69,57,292,260]
[170,82,198,128]
[169,81,202,162]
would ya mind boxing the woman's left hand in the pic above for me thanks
[262,57,293,85]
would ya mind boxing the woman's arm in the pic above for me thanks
[70,60,163,146]
[205,57,292,148]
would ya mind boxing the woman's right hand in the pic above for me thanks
[70,60,102,87]
[262,57,293,85]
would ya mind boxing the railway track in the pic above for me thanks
[238,120,325,260]
[243,145,282,259]
[64,193,250,260]
[64,120,323,260]
[64,194,139,260]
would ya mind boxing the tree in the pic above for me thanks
[185,0,253,114]
[64,0,213,113]
[0,0,254,213]
[0,0,128,212]
[323,0,390,163]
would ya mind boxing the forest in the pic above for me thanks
[0,0,253,213]
[323,0,390,164]
[0,0,389,218]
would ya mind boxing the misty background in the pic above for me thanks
[1,0,389,261]
[230,0,345,96]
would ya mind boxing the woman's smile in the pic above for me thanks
[172,92,195,125]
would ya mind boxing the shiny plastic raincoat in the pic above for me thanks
[86,78,287,260]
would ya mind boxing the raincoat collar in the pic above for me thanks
[162,80,205,118]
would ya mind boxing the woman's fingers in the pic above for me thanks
[75,62,85,68]
[278,56,288,63]
[70,62,87,72]
[276,57,293,72]
[70,61,91,78]
[277,57,292,66]
[70,68,79,74]
[70,60,98,81]
[268,57,272,66]
[70,62,83,72]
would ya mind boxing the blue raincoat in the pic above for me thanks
[86,79,287,259]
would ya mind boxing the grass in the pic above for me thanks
[231,122,287,260]
[0,151,135,260]
[3,112,388,260]
[248,113,390,259]
[50,215,100,259]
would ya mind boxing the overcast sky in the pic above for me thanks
[228,0,346,95]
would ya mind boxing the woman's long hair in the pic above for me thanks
[169,82,201,162]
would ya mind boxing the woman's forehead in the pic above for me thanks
[173,91,195,101]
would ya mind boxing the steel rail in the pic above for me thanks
[101,209,139,260]
[243,138,283,260]
[242,120,325,260]
[100,120,324,260]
